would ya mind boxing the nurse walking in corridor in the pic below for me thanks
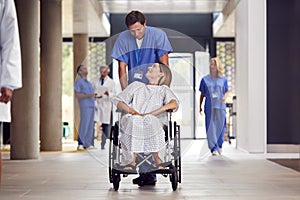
[199,57,229,156]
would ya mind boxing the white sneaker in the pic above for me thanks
[212,151,218,156]
[218,148,222,155]
[77,145,84,150]
[86,146,97,150]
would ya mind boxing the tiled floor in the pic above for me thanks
[0,140,299,200]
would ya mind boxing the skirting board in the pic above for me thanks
[267,144,300,153]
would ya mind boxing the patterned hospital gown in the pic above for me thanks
[112,81,178,155]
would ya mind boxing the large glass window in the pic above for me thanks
[62,43,74,139]
[195,51,210,139]
[169,53,194,138]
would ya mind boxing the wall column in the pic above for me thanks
[11,0,40,159]
[73,34,88,140]
[235,0,267,153]
[40,0,62,151]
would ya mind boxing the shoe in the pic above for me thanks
[101,145,105,150]
[77,145,84,150]
[132,176,141,185]
[218,148,222,155]
[212,151,218,156]
[86,146,97,150]
[123,164,136,171]
[133,174,157,186]
[143,173,157,185]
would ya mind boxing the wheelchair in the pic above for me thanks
[108,110,181,191]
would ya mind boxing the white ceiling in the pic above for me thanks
[62,0,238,38]
[96,0,229,13]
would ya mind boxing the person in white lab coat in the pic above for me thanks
[0,0,22,111]
[0,0,22,185]
[92,66,115,149]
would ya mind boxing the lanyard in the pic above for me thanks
[135,49,141,65]
[213,78,218,92]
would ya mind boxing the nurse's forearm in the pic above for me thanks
[119,75,128,91]
[118,61,128,90]
[159,53,169,66]
[221,92,229,102]
[200,93,204,106]
[75,92,94,99]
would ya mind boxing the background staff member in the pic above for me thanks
[92,66,116,150]
[0,0,22,185]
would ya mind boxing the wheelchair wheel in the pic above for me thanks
[112,122,119,146]
[112,172,120,191]
[170,170,178,191]
[108,126,115,183]
[174,122,182,183]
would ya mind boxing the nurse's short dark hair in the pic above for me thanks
[76,65,83,73]
[125,10,146,27]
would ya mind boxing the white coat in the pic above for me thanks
[92,76,115,124]
[0,0,22,122]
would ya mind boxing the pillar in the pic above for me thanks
[73,34,89,141]
[235,0,267,153]
[40,0,62,151]
[11,0,40,159]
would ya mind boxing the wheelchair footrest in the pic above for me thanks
[148,167,176,174]
[112,164,139,175]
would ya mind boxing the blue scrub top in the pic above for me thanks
[199,75,228,111]
[111,26,173,84]
[74,78,95,108]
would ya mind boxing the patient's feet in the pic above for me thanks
[157,163,164,170]
[124,162,136,170]
[152,153,164,169]
[154,158,164,169]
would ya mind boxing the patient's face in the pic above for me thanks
[145,63,161,82]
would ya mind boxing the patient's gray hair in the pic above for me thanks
[158,63,172,87]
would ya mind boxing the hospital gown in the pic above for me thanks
[113,81,178,157]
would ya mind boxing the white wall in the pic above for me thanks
[235,0,267,153]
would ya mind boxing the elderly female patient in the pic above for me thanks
[112,63,179,170]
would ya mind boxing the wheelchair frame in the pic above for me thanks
[108,111,181,191]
